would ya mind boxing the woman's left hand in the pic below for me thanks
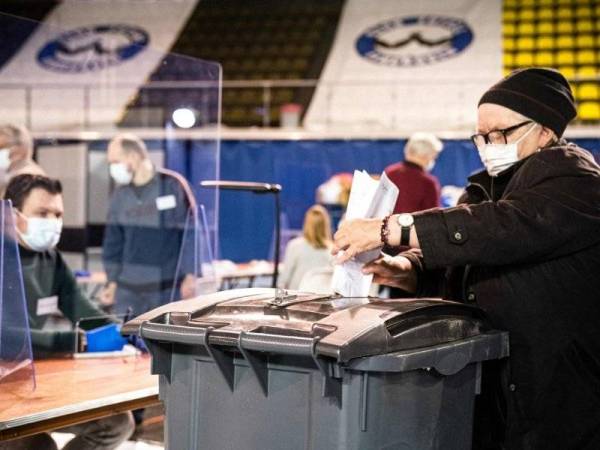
[332,218,382,263]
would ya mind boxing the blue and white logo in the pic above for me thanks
[356,15,473,67]
[37,24,149,73]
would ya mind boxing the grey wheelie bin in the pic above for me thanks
[122,287,509,450]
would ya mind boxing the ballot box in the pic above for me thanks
[123,288,509,450]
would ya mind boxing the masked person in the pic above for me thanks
[1,174,134,450]
[332,68,600,449]
[101,133,196,315]
[0,124,45,194]
[385,132,443,214]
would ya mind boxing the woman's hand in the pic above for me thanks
[332,218,383,263]
[362,254,417,293]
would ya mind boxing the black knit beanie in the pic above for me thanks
[478,68,576,137]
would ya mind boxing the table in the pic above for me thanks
[0,355,159,442]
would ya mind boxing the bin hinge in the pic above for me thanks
[237,331,269,397]
[203,326,235,392]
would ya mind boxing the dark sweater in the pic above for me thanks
[102,170,190,291]
[408,141,600,449]
[20,246,108,356]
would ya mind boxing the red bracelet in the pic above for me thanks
[380,215,392,246]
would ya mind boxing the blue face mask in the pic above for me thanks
[16,211,63,252]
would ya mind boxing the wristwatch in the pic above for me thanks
[396,213,414,246]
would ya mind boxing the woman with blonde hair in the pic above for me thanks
[278,205,332,290]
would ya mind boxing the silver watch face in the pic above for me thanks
[398,214,414,227]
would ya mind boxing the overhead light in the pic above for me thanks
[172,108,196,128]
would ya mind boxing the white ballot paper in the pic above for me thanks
[331,170,399,296]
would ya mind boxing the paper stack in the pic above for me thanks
[331,170,399,297]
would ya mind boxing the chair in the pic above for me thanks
[576,34,595,49]
[297,267,334,294]
[515,52,534,66]
[519,9,535,21]
[576,50,596,65]
[503,23,516,36]
[576,66,598,77]
[578,83,600,101]
[538,8,554,20]
[558,66,575,78]
[517,22,535,35]
[556,22,574,34]
[556,7,573,19]
[578,102,600,121]
[576,20,593,33]
[534,52,554,66]
[557,36,575,49]
[556,50,575,65]
[504,53,515,67]
[517,37,535,50]
[536,21,554,35]
[536,36,555,50]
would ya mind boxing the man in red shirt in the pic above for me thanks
[385,132,443,214]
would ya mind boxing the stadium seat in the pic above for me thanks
[577,83,600,101]
[537,8,554,20]
[504,39,515,51]
[503,23,516,36]
[557,36,575,49]
[502,10,517,21]
[536,21,554,35]
[534,52,554,66]
[576,50,596,65]
[576,34,595,49]
[556,50,575,65]
[558,66,575,78]
[576,20,594,33]
[536,36,555,50]
[556,22,574,34]
[578,102,600,121]
[519,9,535,21]
[517,37,535,50]
[517,22,535,35]
[504,53,515,66]
[576,66,598,77]
[515,52,534,66]
[575,7,592,18]
[556,7,573,20]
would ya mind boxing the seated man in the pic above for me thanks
[1,174,134,450]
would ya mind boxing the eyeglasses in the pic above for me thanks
[470,120,533,148]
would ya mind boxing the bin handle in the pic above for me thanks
[239,331,316,356]
[140,321,207,345]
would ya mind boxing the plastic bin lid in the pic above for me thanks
[122,288,491,362]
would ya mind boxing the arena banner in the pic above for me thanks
[304,0,502,133]
[0,0,197,130]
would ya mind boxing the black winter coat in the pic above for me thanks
[409,142,600,449]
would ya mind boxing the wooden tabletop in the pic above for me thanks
[0,355,159,441]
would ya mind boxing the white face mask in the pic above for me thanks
[478,123,538,177]
[109,162,133,185]
[0,148,11,171]
[17,212,63,252]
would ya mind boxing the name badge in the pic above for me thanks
[156,195,177,211]
[36,295,59,316]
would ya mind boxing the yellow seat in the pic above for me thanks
[517,22,535,35]
[515,52,534,66]
[534,52,554,66]
[520,0,534,6]
[502,10,517,21]
[557,36,575,49]
[556,22,574,34]
[537,21,554,35]
[576,66,598,77]
[556,7,573,19]
[576,50,596,65]
[578,83,600,101]
[578,102,600,121]
[538,0,553,5]
[519,9,535,21]
[536,36,555,50]
[504,38,515,51]
[557,0,572,5]
[503,23,516,36]
[504,53,515,67]
[537,8,554,20]
[517,37,535,50]
[576,34,595,48]
[557,51,575,65]
[576,20,593,33]
[558,66,575,78]
[575,7,592,18]
[504,0,518,6]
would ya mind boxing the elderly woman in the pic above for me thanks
[333,68,600,450]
